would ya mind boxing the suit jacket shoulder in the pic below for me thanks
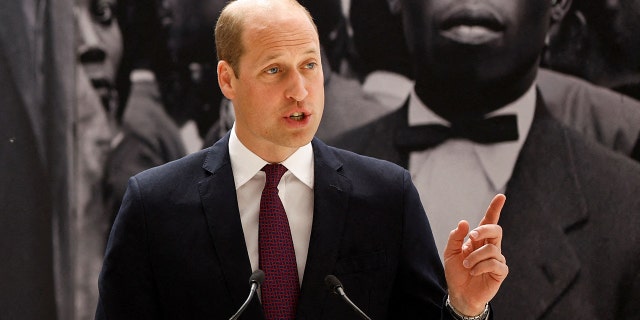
[327,106,407,167]
[537,68,640,161]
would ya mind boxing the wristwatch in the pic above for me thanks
[446,295,490,320]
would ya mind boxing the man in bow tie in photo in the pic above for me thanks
[332,0,640,318]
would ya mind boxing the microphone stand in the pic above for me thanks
[325,275,372,320]
[229,270,265,320]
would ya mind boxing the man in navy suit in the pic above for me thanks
[332,0,640,318]
[95,0,508,319]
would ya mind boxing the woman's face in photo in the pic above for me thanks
[75,0,123,109]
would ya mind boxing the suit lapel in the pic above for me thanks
[494,95,588,318]
[296,139,351,318]
[198,134,264,319]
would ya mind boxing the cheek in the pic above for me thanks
[96,24,123,73]
[307,73,325,96]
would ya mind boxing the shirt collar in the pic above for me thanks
[407,83,537,191]
[229,124,314,190]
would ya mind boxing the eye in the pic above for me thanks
[265,66,280,74]
[92,0,116,26]
[304,62,318,70]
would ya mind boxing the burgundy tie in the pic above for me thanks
[259,164,300,320]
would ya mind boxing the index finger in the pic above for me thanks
[478,194,506,226]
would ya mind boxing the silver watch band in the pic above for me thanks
[446,295,490,320]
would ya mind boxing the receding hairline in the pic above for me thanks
[224,0,309,15]
[219,0,317,38]
[215,0,319,77]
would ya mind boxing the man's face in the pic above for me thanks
[159,0,226,134]
[76,0,122,110]
[402,0,549,85]
[222,9,325,160]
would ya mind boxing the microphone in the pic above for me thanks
[324,275,372,320]
[229,269,265,320]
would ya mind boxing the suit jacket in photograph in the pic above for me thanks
[330,91,640,319]
[96,134,459,319]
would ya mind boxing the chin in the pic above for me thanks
[288,130,316,147]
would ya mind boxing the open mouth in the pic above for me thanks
[90,77,114,91]
[289,112,306,121]
[439,8,505,44]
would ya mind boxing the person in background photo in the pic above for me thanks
[103,0,227,228]
[332,0,640,317]
[74,0,123,318]
[347,0,640,162]
[543,0,640,101]
[1,0,74,319]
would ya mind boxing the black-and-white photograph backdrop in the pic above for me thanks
[1,0,639,319]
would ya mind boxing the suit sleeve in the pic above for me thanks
[96,177,160,319]
[387,170,457,319]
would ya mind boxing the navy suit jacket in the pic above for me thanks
[96,135,458,319]
[331,92,640,319]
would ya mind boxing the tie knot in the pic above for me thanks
[262,164,288,188]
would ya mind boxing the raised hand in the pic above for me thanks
[443,194,509,316]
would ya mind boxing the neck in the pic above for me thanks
[413,66,537,123]
[235,131,298,164]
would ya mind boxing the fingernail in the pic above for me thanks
[469,230,479,239]
[463,259,470,268]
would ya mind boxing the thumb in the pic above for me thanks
[444,220,470,257]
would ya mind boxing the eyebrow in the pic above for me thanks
[262,47,320,63]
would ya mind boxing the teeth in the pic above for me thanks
[441,24,501,44]
[290,112,305,120]
[453,25,493,36]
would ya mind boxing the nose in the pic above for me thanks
[76,8,107,63]
[285,71,309,102]
[80,47,106,63]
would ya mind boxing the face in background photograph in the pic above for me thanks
[402,0,549,87]
[582,0,640,69]
[400,0,553,119]
[148,0,226,136]
[76,0,123,115]
[73,1,123,319]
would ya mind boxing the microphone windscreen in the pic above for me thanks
[324,275,342,294]
[250,269,265,285]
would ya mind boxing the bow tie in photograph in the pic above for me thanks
[394,114,519,152]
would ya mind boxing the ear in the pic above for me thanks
[217,60,236,100]
[550,0,573,23]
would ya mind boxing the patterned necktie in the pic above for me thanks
[259,164,300,320]
[394,114,519,152]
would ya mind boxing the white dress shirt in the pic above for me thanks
[408,84,536,261]
[229,125,314,284]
